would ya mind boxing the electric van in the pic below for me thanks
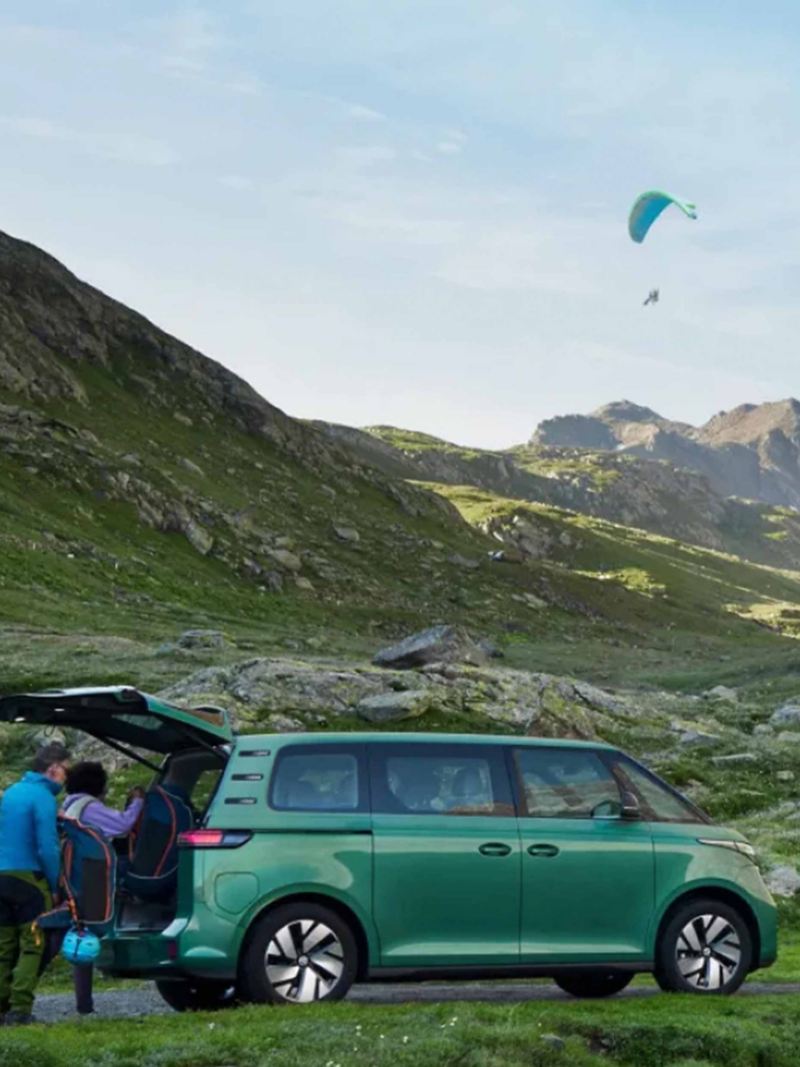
[0,687,777,1008]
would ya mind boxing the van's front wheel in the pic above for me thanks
[155,978,238,1012]
[655,898,752,994]
[239,902,358,1005]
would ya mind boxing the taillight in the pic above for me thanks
[178,830,252,849]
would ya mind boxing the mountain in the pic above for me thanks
[314,423,800,569]
[533,398,800,509]
[5,228,800,703]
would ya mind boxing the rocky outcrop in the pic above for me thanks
[158,656,629,740]
[373,625,488,670]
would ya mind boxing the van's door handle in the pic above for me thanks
[478,842,512,857]
[527,843,560,858]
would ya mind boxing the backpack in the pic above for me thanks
[38,795,117,935]
[123,785,194,901]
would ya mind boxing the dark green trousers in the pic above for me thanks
[0,870,52,1015]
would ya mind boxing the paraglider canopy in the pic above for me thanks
[628,191,697,243]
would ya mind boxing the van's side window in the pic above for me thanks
[270,747,364,812]
[612,756,707,824]
[370,744,514,816]
[515,748,621,818]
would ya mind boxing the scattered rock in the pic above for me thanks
[777,732,800,744]
[476,637,504,659]
[711,752,757,766]
[268,548,302,573]
[356,689,433,724]
[777,770,796,782]
[770,703,800,729]
[179,457,204,476]
[679,730,722,747]
[703,685,738,703]
[373,625,488,670]
[173,412,193,426]
[184,520,213,556]
[295,576,314,591]
[753,723,774,737]
[176,629,226,650]
[539,1034,566,1051]
[332,523,360,544]
[489,547,524,564]
[766,865,800,898]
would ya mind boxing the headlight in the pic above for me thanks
[697,837,757,862]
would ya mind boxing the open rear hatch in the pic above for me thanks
[0,686,233,755]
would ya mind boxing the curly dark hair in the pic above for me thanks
[65,761,108,799]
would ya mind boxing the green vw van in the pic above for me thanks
[0,687,777,1007]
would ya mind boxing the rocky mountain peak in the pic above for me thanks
[699,399,800,447]
[591,400,664,425]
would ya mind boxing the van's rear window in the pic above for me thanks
[270,752,360,811]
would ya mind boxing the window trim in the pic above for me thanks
[268,743,369,814]
[511,745,624,821]
[603,753,711,825]
[368,741,516,817]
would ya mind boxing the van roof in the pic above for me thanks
[237,732,616,750]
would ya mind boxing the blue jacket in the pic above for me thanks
[0,771,62,890]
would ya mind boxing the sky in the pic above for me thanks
[2,1,800,448]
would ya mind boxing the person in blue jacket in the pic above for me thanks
[0,741,70,1026]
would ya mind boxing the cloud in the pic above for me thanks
[347,103,386,121]
[436,140,463,155]
[0,116,178,167]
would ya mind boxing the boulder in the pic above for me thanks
[356,689,432,724]
[373,625,488,670]
[777,770,796,782]
[753,723,774,737]
[766,865,800,898]
[295,576,314,591]
[679,730,722,747]
[179,457,204,476]
[711,752,757,766]
[332,524,360,544]
[177,629,226,650]
[770,703,800,729]
[184,520,213,556]
[777,732,800,744]
[268,548,303,573]
[703,685,738,703]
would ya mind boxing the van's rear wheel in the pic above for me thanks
[655,897,752,994]
[239,902,357,1005]
[554,972,633,998]
[155,978,237,1012]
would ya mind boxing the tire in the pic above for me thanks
[554,971,633,998]
[238,902,358,1005]
[655,897,752,995]
[155,978,238,1012]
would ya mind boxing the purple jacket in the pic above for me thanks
[63,794,144,838]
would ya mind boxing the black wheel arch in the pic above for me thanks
[654,888,760,971]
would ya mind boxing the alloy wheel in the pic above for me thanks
[675,913,742,990]
[264,919,345,1002]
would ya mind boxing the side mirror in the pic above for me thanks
[621,791,642,820]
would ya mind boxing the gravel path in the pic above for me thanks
[33,980,800,1023]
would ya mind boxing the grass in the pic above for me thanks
[4,994,800,1067]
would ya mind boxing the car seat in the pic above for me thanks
[122,785,194,901]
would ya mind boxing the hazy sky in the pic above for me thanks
[2,2,800,447]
